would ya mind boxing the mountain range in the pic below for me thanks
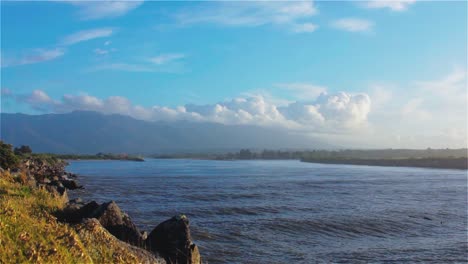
[0,111,329,154]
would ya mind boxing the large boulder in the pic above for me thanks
[146,215,201,264]
[92,201,145,247]
[57,200,100,223]
[61,179,82,190]
[75,218,166,264]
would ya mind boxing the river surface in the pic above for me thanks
[67,159,467,263]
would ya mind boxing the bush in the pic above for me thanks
[0,141,20,169]
[14,145,32,156]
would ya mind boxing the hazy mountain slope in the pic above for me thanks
[0,111,329,154]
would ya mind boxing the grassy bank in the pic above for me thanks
[0,172,159,263]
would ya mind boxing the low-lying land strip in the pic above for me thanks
[300,157,468,170]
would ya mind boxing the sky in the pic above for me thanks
[1,0,467,148]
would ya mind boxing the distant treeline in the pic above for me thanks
[153,148,468,161]
[54,153,145,161]
[152,148,468,169]
[300,157,468,170]
[4,144,145,162]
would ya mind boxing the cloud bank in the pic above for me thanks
[11,90,371,134]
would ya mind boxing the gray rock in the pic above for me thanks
[146,214,201,264]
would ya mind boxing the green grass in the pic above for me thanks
[0,173,160,263]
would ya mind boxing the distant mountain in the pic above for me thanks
[0,111,330,154]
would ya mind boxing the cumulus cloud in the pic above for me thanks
[361,0,416,11]
[61,28,114,46]
[331,18,374,32]
[62,1,144,20]
[1,48,65,68]
[13,90,372,134]
[175,1,318,33]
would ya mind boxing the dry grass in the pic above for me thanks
[0,173,163,264]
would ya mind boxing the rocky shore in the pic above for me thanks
[2,157,202,264]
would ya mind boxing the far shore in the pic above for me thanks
[133,155,468,170]
[300,157,468,170]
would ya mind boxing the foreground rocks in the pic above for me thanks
[76,218,165,264]
[147,215,201,264]
[6,157,202,264]
[12,157,82,197]
[58,200,202,264]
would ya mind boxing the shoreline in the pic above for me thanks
[0,154,201,263]
[144,157,468,170]
[300,157,468,170]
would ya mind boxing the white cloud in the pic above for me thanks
[401,97,431,121]
[362,0,416,11]
[15,89,56,111]
[1,48,65,68]
[149,53,185,65]
[93,48,109,55]
[175,1,318,32]
[64,1,144,20]
[367,69,467,148]
[61,28,114,46]
[331,18,374,32]
[15,89,372,134]
[104,41,112,46]
[291,23,318,33]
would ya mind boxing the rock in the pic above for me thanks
[57,201,100,223]
[75,218,165,264]
[146,214,201,264]
[91,201,145,247]
[70,198,83,204]
[61,179,82,190]
[43,184,68,199]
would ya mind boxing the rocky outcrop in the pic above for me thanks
[14,157,202,264]
[58,200,201,264]
[92,201,145,247]
[57,200,144,247]
[146,215,202,264]
[75,218,165,264]
[16,157,82,196]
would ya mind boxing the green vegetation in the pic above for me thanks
[54,153,145,162]
[0,163,159,263]
[152,148,468,169]
[0,141,20,169]
[14,145,32,156]
[153,148,468,160]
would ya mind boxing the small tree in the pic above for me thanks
[0,141,20,169]
[14,145,32,156]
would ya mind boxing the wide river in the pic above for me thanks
[67,159,467,263]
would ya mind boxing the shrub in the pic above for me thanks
[14,145,32,156]
[0,141,19,169]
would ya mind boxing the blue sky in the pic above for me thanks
[1,1,467,148]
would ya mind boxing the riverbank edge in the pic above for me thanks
[300,157,468,170]
[0,156,201,263]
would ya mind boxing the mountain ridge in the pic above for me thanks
[1,111,330,154]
